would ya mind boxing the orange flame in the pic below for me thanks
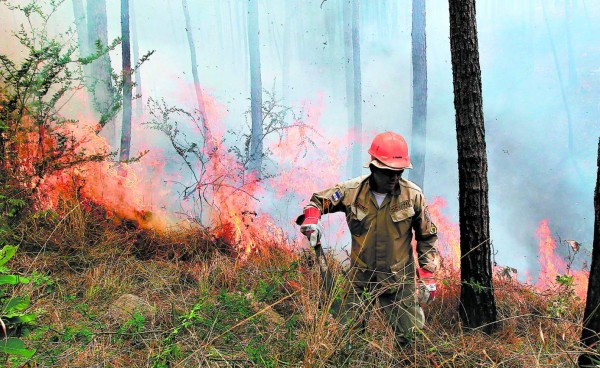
[535,219,588,299]
[428,197,460,273]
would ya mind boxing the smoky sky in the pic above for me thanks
[1,0,598,278]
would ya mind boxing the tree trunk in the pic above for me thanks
[542,1,574,156]
[72,0,88,57]
[343,0,358,178]
[351,0,362,177]
[448,0,498,333]
[130,0,143,115]
[578,138,600,367]
[72,0,94,111]
[410,0,427,189]
[247,0,263,176]
[182,0,209,133]
[87,0,115,136]
[119,0,132,161]
[281,0,292,102]
[241,2,250,87]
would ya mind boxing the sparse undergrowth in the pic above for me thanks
[0,196,594,367]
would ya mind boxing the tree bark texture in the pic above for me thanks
[578,138,600,367]
[410,0,427,189]
[119,0,132,161]
[448,0,498,333]
[351,0,362,178]
[86,0,114,131]
[182,0,209,132]
[247,0,263,176]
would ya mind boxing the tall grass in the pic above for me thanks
[2,196,593,367]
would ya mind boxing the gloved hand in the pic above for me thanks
[299,207,322,248]
[417,267,436,305]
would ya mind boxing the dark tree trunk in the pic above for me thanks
[247,0,263,176]
[410,0,427,189]
[182,0,209,132]
[119,0,132,161]
[87,0,115,136]
[448,0,498,333]
[130,0,143,115]
[578,138,600,367]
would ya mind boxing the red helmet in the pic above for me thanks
[366,132,412,170]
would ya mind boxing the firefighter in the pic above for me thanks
[297,131,439,348]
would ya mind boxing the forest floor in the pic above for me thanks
[1,198,592,367]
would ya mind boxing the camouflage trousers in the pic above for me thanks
[332,267,424,347]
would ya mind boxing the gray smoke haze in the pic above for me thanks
[1,0,597,278]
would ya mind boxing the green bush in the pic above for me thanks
[0,245,35,358]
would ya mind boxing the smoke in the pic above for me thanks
[1,0,597,279]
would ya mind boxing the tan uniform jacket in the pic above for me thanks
[302,175,439,288]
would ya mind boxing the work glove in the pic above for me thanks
[299,207,323,248]
[417,267,436,305]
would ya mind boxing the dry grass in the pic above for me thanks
[1,197,596,367]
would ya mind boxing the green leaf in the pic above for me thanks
[0,275,30,285]
[3,296,30,314]
[0,337,36,358]
[0,246,17,266]
[15,313,36,323]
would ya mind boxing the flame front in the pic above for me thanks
[26,87,590,298]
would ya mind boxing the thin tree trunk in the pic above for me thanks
[542,1,574,156]
[72,0,93,110]
[87,0,115,136]
[72,0,88,57]
[247,0,263,176]
[182,0,209,133]
[343,0,354,178]
[241,2,249,87]
[578,138,600,367]
[448,0,498,333]
[119,0,132,161]
[410,0,427,189]
[130,0,143,115]
[281,1,291,102]
[351,0,362,177]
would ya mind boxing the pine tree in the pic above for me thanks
[448,0,498,333]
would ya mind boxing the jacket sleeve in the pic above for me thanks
[413,193,440,273]
[295,184,348,225]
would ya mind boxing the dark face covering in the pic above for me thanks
[369,165,403,194]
